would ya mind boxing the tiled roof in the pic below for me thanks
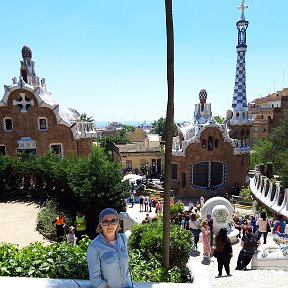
[250,95,281,103]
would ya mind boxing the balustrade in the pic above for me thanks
[250,172,288,218]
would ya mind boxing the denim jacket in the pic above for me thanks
[87,232,132,288]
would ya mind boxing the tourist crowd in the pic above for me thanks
[169,197,287,277]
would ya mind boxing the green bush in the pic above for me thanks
[129,249,182,283]
[0,237,90,279]
[170,203,184,218]
[240,186,253,202]
[129,220,193,282]
[0,223,191,283]
[36,200,73,241]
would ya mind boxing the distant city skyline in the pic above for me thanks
[0,1,287,122]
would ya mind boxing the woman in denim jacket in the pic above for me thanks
[87,208,132,288]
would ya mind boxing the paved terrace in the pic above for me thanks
[126,202,288,288]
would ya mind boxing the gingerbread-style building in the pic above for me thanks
[0,46,96,157]
[171,1,253,199]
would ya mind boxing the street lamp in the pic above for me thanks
[283,69,288,89]
[269,79,278,94]
[273,79,277,92]
[145,162,148,184]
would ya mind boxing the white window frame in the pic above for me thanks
[4,117,13,131]
[50,143,63,158]
[38,117,48,131]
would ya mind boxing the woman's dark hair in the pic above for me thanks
[278,214,284,221]
[219,228,228,241]
[260,211,266,221]
[214,228,228,252]
[190,213,197,221]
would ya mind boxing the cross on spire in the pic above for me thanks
[13,93,34,112]
[238,0,248,21]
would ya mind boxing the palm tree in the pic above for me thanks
[80,113,94,122]
[163,0,174,270]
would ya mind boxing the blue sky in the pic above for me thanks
[0,1,287,124]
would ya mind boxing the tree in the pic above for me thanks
[151,117,176,141]
[249,139,273,170]
[163,0,174,270]
[121,124,135,133]
[214,115,225,124]
[99,129,131,157]
[67,146,130,236]
[251,110,288,186]
[68,146,129,209]
[80,113,94,122]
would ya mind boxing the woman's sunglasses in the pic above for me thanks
[101,219,119,226]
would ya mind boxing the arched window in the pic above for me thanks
[208,136,213,151]
[215,139,218,148]
[191,161,226,189]
[202,139,206,148]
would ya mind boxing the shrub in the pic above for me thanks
[240,186,253,202]
[0,222,191,283]
[36,200,73,241]
[129,220,193,282]
[129,249,182,283]
[0,237,90,279]
[170,203,184,218]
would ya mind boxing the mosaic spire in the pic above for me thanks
[231,0,249,112]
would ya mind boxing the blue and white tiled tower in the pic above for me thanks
[227,0,253,152]
[232,1,248,113]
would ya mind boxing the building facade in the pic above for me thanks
[171,2,253,199]
[249,88,288,146]
[113,134,162,177]
[0,46,96,157]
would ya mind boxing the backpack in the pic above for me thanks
[275,220,286,233]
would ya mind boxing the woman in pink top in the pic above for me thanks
[201,220,211,259]
[256,211,269,244]
[155,201,162,216]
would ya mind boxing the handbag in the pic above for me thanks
[266,223,271,232]
[192,221,201,234]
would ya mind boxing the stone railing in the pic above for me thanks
[0,277,198,288]
[250,173,288,218]
[72,121,97,139]
[231,138,250,150]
